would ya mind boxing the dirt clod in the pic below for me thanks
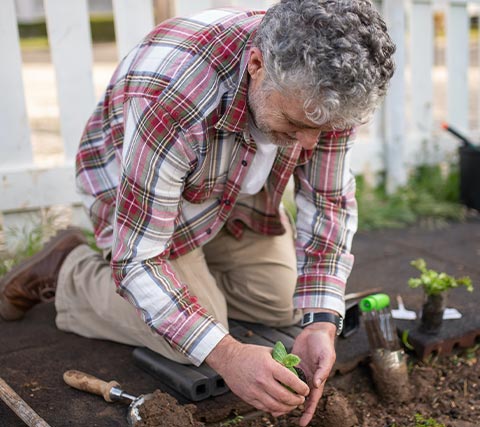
[313,388,359,427]
[137,390,204,427]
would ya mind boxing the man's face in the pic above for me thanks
[247,80,328,150]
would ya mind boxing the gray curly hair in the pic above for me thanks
[254,0,396,129]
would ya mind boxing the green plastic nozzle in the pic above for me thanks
[359,293,390,312]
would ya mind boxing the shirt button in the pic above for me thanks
[206,228,212,235]
[241,160,248,166]
[224,199,231,206]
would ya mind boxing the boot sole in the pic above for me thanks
[0,227,87,321]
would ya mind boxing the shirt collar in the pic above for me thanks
[214,37,255,134]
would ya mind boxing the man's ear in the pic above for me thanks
[247,47,264,81]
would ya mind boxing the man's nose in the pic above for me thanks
[296,129,321,149]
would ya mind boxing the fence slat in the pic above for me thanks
[1,0,478,238]
[44,0,96,162]
[230,0,273,9]
[0,0,33,167]
[174,0,215,16]
[410,0,434,162]
[382,0,407,192]
[112,0,155,61]
[446,0,470,134]
[0,163,82,247]
[0,164,80,211]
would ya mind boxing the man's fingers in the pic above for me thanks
[313,372,325,388]
[299,387,323,427]
[272,365,309,397]
[251,388,300,416]
[313,361,333,388]
[299,368,327,426]
[277,387,306,407]
[209,343,310,419]
[268,377,306,406]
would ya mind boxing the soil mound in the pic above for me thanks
[137,390,204,427]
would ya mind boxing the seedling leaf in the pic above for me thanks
[283,354,301,368]
[272,341,288,362]
[272,341,301,379]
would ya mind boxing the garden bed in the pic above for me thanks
[139,346,480,427]
[2,220,479,426]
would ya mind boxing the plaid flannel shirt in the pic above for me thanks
[76,8,358,365]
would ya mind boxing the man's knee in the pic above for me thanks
[222,264,298,325]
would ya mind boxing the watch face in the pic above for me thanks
[301,313,313,326]
[301,312,341,333]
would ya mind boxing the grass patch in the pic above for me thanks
[19,14,116,51]
[283,163,465,232]
[0,214,57,277]
[0,212,97,277]
[20,36,49,50]
[356,163,464,231]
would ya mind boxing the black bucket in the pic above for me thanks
[459,146,480,211]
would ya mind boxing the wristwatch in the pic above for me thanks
[300,312,344,336]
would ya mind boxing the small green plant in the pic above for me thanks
[401,329,414,351]
[414,413,445,427]
[464,343,480,362]
[408,258,473,296]
[272,341,301,377]
[220,415,244,426]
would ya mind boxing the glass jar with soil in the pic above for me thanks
[359,294,411,403]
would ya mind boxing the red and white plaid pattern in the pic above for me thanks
[76,8,357,365]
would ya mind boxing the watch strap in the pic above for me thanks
[301,312,343,335]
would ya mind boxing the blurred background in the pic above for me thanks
[1,0,479,253]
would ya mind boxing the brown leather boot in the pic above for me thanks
[0,227,88,320]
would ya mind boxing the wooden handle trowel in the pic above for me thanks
[63,370,153,426]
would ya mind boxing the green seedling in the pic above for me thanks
[408,258,473,296]
[414,413,445,427]
[464,344,480,362]
[220,415,244,426]
[401,329,415,351]
[272,341,301,377]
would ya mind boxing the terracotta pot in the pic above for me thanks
[420,293,446,334]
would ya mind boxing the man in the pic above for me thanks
[0,0,395,425]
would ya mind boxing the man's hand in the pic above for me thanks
[206,335,309,417]
[291,322,337,426]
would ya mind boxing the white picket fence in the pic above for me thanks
[0,0,478,245]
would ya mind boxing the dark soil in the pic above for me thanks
[326,351,480,427]
[152,346,480,427]
[2,220,479,427]
[137,390,202,427]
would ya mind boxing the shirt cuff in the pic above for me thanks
[188,323,229,366]
[294,295,346,318]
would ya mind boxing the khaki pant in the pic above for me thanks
[55,221,301,364]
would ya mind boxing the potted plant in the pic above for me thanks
[408,258,473,334]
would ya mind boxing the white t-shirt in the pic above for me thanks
[240,118,278,196]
